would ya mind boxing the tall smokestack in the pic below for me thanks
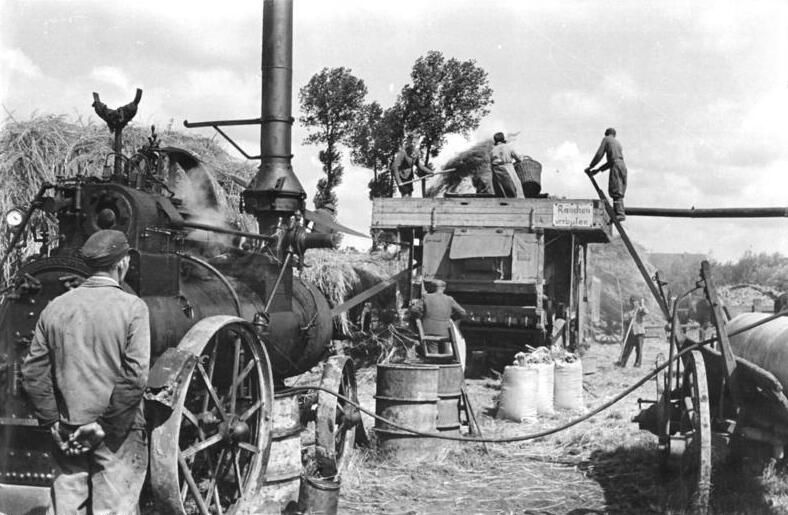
[243,0,306,233]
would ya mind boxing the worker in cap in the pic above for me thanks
[488,132,524,198]
[22,229,150,514]
[585,128,628,221]
[412,278,467,355]
[617,294,647,367]
[391,135,432,198]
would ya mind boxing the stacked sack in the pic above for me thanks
[497,347,584,422]
[553,349,584,411]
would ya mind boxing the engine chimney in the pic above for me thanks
[243,0,306,234]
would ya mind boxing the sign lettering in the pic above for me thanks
[553,202,594,227]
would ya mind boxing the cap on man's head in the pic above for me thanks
[80,229,130,269]
[605,128,617,136]
[493,132,506,144]
[432,279,447,288]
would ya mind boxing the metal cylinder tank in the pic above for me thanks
[729,313,788,392]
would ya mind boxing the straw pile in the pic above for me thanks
[425,132,520,197]
[301,248,401,334]
[0,115,256,281]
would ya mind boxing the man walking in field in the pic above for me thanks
[585,127,628,221]
[22,229,150,515]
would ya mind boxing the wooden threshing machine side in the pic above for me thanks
[371,196,611,367]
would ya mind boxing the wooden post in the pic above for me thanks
[568,233,576,350]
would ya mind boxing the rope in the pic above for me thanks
[289,310,788,444]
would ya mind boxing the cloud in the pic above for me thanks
[550,90,604,119]
[1,47,42,78]
[601,72,639,102]
[89,66,132,93]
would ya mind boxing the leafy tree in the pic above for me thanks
[348,101,408,199]
[401,50,494,165]
[299,67,367,211]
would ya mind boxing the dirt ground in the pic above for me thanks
[335,336,788,515]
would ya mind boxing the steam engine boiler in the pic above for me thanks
[0,1,358,513]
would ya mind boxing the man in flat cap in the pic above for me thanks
[585,128,628,221]
[22,229,150,515]
[415,279,467,351]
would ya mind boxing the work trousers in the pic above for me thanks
[48,428,148,515]
[492,164,524,198]
[608,160,628,218]
[619,333,643,367]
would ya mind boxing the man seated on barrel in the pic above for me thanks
[411,279,467,355]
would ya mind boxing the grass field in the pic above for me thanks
[334,337,788,515]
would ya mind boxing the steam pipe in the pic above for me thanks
[180,221,274,241]
[626,206,788,218]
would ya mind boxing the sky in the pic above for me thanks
[1,0,787,262]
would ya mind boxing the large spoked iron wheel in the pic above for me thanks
[678,350,712,515]
[315,355,360,476]
[151,316,274,515]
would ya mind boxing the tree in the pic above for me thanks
[348,101,407,199]
[299,67,367,211]
[401,50,494,166]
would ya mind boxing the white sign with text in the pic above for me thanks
[553,202,594,227]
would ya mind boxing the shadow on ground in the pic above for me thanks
[579,444,779,515]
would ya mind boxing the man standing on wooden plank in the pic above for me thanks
[585,127,628,221]
[489,132,524,198]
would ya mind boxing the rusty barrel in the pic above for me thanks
[374,363,438,458]
[256,389,303,510]
[436,363,463,435]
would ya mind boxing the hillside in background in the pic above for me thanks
[587,237,659,333]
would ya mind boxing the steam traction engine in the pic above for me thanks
[0,1,359,513]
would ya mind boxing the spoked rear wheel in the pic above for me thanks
[679,350,712,515]
[151,316,274,514]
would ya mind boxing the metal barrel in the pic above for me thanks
[436,363,463,434]
[297,475,340,515]
[256,389,303,510]
[374,363,439,457]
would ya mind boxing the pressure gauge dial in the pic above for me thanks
[5,208,24,228]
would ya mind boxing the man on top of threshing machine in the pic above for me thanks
[391,134,432,198]
[21,230,150,514]
[488,131,524,198]
[585,127,628,221]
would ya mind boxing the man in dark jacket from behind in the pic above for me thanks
[22,229,150,515]
[420,279,467,340]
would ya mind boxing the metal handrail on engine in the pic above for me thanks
[176,252,242,316]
